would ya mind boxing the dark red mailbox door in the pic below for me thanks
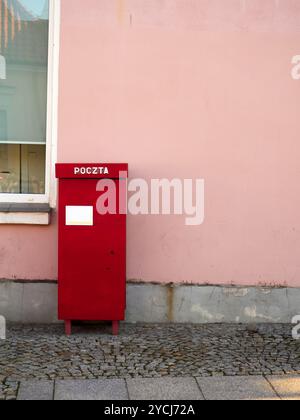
[56,163,128,335]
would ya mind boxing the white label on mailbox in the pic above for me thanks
[66,206,93,226]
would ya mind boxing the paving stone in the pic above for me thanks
[17,381,54,401]
[267,375,300,400]
[54,379,128,400]
[197,376,279,400]
[127,378,204,400]
[0,322,299,398]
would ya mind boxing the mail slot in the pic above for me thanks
[56,163,128,336]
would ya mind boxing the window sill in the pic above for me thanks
[0,203,51,225]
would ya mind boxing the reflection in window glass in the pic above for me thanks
[0,144,46,194]
[0,0,49,194]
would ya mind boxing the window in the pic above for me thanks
[0,0,57,201]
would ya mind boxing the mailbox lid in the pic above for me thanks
[56,163,128,179]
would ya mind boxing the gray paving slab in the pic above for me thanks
[54,379,128,401]
[127,378,204,400]
[197,376,279,400]
[17,381,54,401]
[267,375,300,400]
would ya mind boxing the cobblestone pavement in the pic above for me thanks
[0,323,299,400]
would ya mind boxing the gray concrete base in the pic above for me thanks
[0,281,58,323]
[126,284,300,324]
[0,281,299,324]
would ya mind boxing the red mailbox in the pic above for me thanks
[56,163,128,336]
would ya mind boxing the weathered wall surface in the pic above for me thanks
[58,0,300,286]
[1,1,300,289]
[1,281,299,324]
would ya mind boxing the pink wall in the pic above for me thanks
[2,0,300,286]
[0,217,57,280]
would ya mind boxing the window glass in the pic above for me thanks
[0,0,49,194]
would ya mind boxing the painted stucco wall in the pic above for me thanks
[1,0,300,287]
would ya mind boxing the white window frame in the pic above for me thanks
[0,0,60,208]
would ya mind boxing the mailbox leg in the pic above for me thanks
[65,320,72,336]
[112,321,119,336]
